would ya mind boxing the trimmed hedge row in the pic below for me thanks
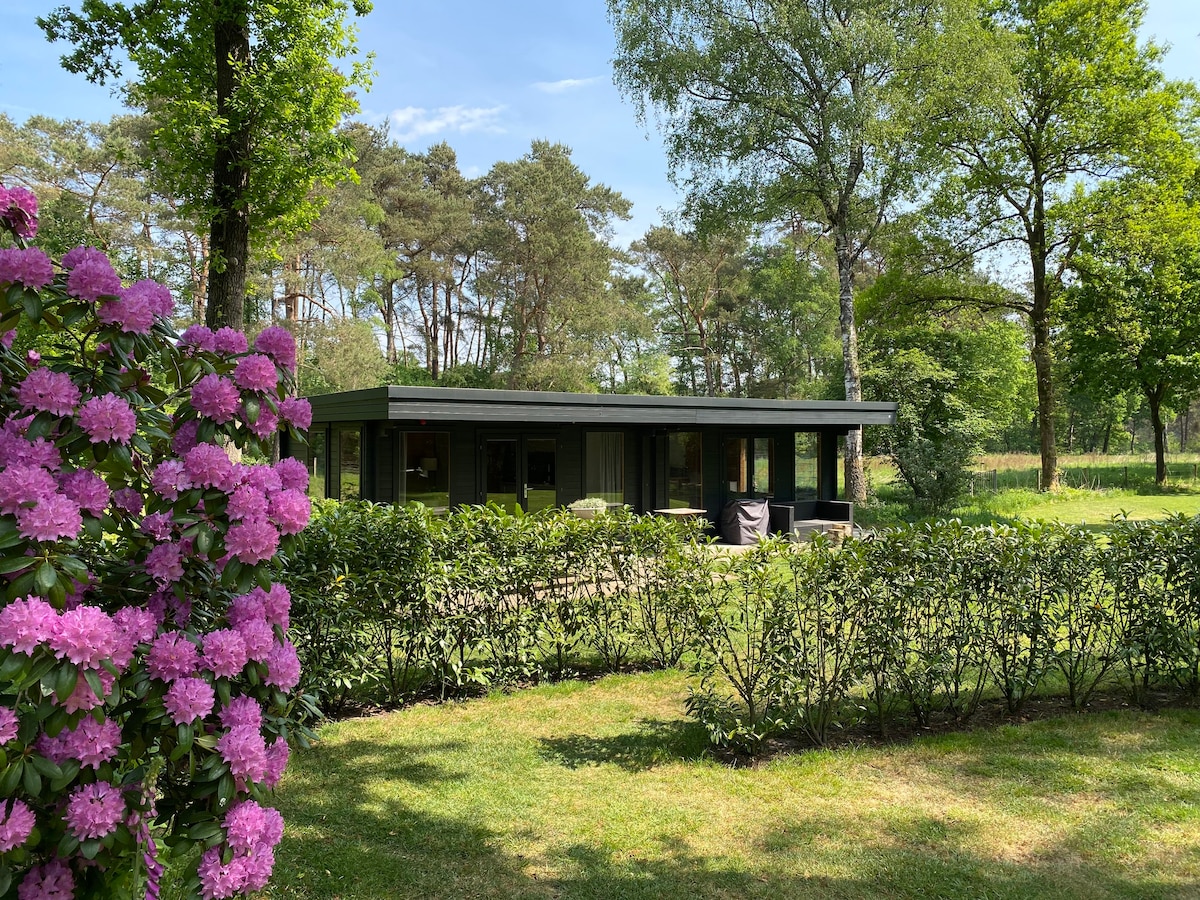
[283,504,1200,754]
[282,502,707,714]
[690,516,1200,751]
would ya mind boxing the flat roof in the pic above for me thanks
[306,386,896,428]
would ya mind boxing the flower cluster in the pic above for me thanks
[0,186,311,899]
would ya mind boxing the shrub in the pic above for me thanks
[0,186,311,898]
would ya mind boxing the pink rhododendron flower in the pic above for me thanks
[262,584,291,631]
[179,324,217,352]
[15,493,82,542]
[0,798,35,853]
[264,640,301,692]
[62,715,122,769]
[0,707,17,744]
[198,846,251,900]
[274,457,309,493]
[225,517,279,565]
[165,676,215,725]
[184,443,236,492]
[0,431,62,471]
[112,606,158,667]
[0,246,54,290]
[0,596,59,654]
[220,695,263,731]
[244,463,282,496]
[50,605,119,669]
[254,326,297,371]
[0,463,58,515]
[147,631,200,682]
[227,484,269,521]
[59,468,110,516]
[141,511,174,541]
[151,458,190,500]
[237,617,274,662]
[112,486,144,515]
[279,396,313,430]
[263,737,290,789]
[18,858,74,899]
[146,541,185,584]
[191,374,241,424]
[36,731,70,766]
[65,781,126,839]
[213,327,248,355]
[216,724,268,784]
[17,367,80,416]
[98,278,172,333]
[77,392,137,444]
[65,246,121,302]
[203,628,248,678]
[228,590,266,628]
[233,354,278,392]
[269,489,310,535]
[172,418,201,455]
[0,184,38,238]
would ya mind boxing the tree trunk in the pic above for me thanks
[1148,387,1167,485]
[1028,192,1058,492]
[205,1,252,331]
[835,232,867,503]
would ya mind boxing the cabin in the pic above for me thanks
[285,386,896,527]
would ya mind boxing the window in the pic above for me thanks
[403,432,450,511]
[338,427,361,501]
[584,432,624,505]
[725,437,774,498]
[667,432,702,509]
[306,429,327,500]
[795,432,818,501]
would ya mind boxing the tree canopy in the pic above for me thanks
[608,0,1002,500]
[39,0,374,329]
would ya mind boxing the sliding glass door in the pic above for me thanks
[484,436,557,513]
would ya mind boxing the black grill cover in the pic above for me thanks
[719,499,770,545]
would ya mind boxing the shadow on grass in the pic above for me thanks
[265,705,1200,899]
[537,717,711,771]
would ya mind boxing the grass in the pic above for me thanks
[264,670,1200,900]
[859,453,1200,529]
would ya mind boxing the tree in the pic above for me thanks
[1065,170,1200,484]
[476,141,630,389]
[609,0,998,501]
[922,0,1186,490]
[863,316,1029,511]
[40,0,373,330]
[630,224,747,396]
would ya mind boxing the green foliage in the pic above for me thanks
[684,515,1200,752]
[283,504,710,710]
[863,319,1027,511]
[40,0,374,327]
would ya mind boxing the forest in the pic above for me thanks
[8,0,1200,509]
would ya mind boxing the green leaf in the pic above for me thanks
[22,762,41,797]
[34,562,59,595]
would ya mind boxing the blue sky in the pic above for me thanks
[1,0,1197,248]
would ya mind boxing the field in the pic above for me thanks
[859,452,1200,528]
[264,670,1200,900]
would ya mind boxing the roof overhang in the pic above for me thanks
[307,386,896,428]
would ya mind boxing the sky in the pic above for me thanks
[1,0,1198,249]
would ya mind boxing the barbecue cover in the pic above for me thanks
[719,499,770,545]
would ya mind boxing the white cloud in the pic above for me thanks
[388,105,506,143]
[531,76,603,94]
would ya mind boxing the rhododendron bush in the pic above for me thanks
[0,185,314,899]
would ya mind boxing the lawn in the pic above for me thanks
[265,670,1200,900]
[860,452,1200,528]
